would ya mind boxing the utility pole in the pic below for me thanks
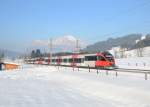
[49,38,53,64]
[75,39,80,53]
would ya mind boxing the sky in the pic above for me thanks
[0,0,150,52]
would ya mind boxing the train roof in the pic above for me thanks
[25,51,113,60]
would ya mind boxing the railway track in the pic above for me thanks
[115,68,150,73]
[54,64,150,80]
[27,63,150,80]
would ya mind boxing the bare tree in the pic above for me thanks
[120,47,126,58]
[136,41,144,57]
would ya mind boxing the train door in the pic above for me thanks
[48,54,51,65]
[71,54,78,67]
[56,56,62,65]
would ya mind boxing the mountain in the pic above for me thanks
[82,34,143,53]
[32,35,86,52]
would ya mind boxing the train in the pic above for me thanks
[25,51,116,69]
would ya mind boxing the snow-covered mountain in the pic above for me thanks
[31,35,87,52]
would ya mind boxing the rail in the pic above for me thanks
[26,63,150,80]
[56,65,150,80]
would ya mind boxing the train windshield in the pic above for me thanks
[105,56,114,62]
[102,52,114,62]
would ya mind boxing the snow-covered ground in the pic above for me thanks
[0,65,150,107]
[116,57,150,70]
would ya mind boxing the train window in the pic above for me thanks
[78,58,84,63]
[97,56,106,61]
[106,57,114,62]
[78,58,81,63]
[45,59,48,62]
[63,59,67,63]
[66,59,68,63]
[52,59,56,62]
[74,58,82,63]
[85,56,97,61]
[102,51,114,62]
[69,58,73,63]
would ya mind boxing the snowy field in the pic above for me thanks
[0,65,150,107]
[116,57,150,70]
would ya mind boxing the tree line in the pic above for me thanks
[0,52,4,61]
[30,49,74,58]
[31,49,42,58]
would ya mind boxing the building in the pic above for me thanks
[0,62,19,71]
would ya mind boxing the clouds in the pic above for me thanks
[53,35,76,46]
[31,35,87,52]
[32,40,48,46]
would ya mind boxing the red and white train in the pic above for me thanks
[25,51,116,69]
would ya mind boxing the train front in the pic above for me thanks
[96,51,116,69]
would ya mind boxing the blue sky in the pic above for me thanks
[0,0,150,52]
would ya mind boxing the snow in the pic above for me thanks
[116,57,150,70]
[0,65,150,107]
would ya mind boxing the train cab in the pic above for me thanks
[96,52,115,69]
[84,52,115,68]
